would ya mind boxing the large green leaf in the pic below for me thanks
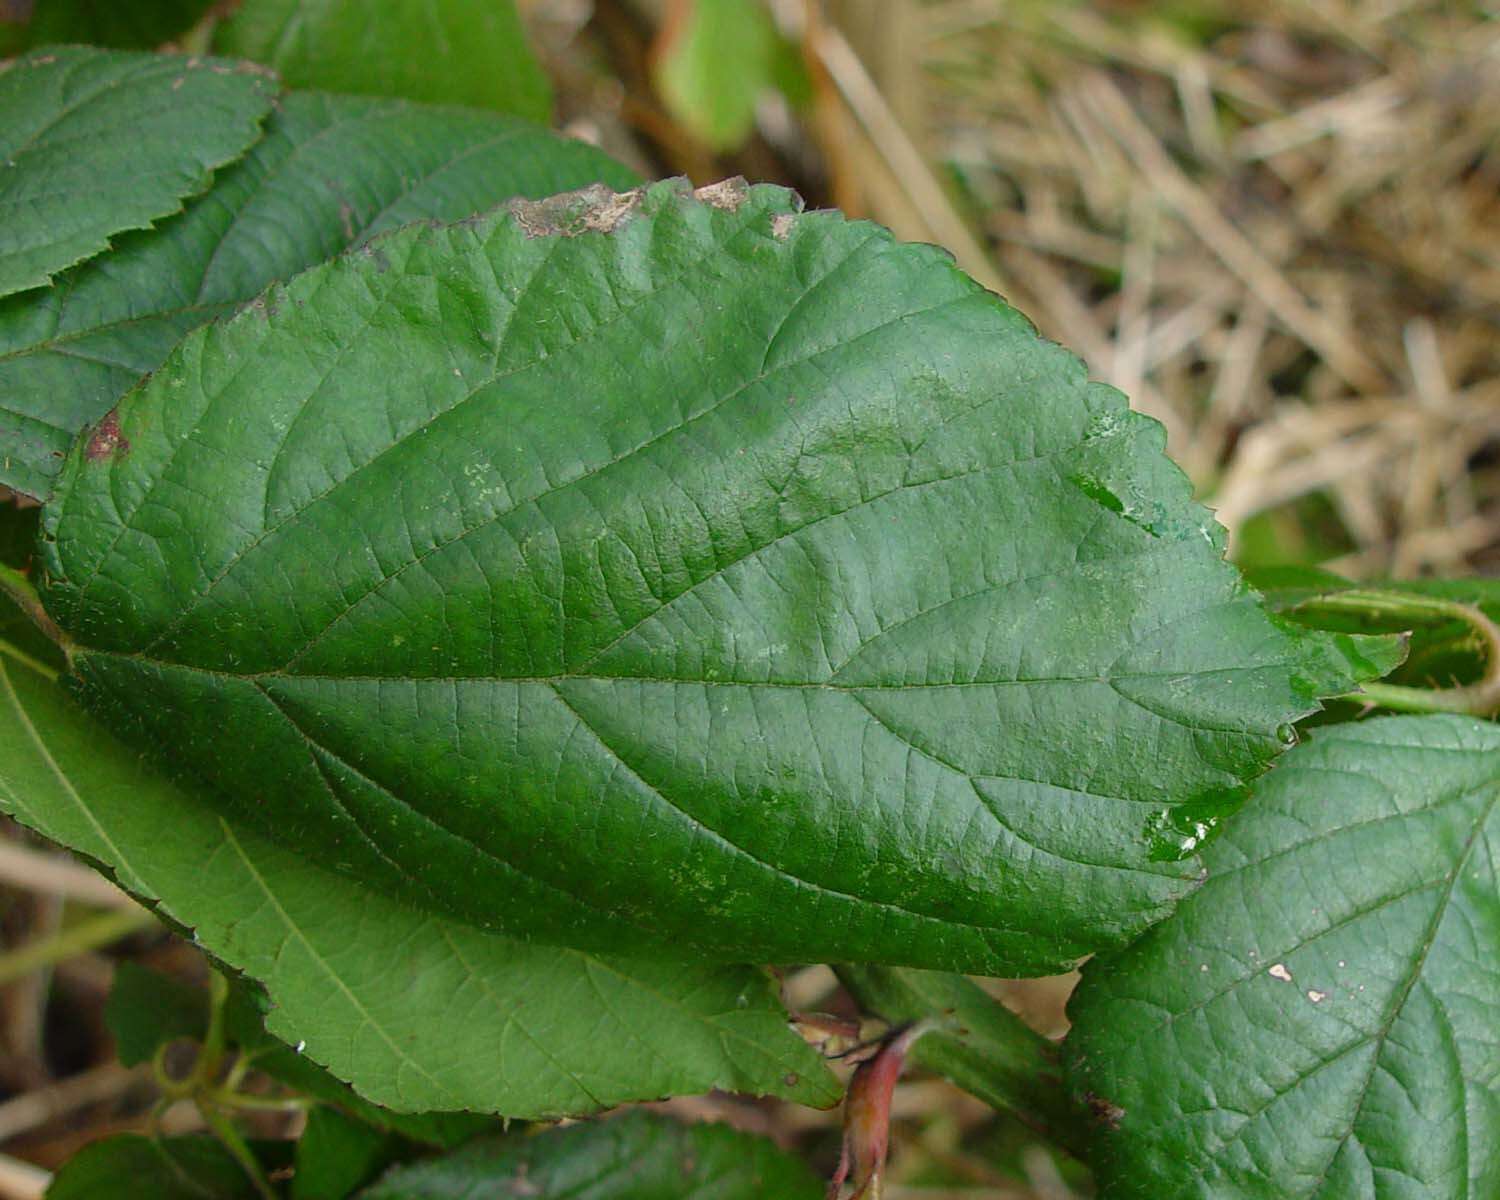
[357,1111,824,1199]
[217,0,551,123]
[40,178,1367,975]
[0,45,275,301]
[0,641,836,1115]
[0,90,635,499]
[1064,714,1500,1198]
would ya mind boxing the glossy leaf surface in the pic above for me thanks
[0,46,275,300]
[0,637,836,1116]
[40,178,1371,974]
[0,90,634,498]
[1065,715,1500,1198]
[357,1111,824,1199]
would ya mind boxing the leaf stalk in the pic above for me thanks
[1311,589,1500,717]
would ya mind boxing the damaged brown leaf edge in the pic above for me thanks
[508,176,795,241]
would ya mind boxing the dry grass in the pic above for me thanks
[883,0,1500,578]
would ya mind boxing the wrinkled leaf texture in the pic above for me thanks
[0,90,635,498]
[42,177,1360,975]
[1065,715,1500,1198]
[0,46,275,301]
[0,635,835,1115]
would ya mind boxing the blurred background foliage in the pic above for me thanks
[1,2,1497,1197]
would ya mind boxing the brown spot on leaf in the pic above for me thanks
[508,178,757,242]
[84,411,128,463]
[693,177,749,211]
[509,183,646,239]
[1085,1091,1126,1129]
[771,212,795,240]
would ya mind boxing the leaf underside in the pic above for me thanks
[42,177,1356,976]
[0,45,276,302]
[0,642,836,1115]
[1064,714,1500,1199]
[0,90,636,499]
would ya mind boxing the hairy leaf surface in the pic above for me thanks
[0,638,836,1115]
[0,90,635,499]
[43,178,1359,974]
[1065,715,1500,1198]
[357,1111,824,1199]
[0,46,275,301]
[218,0,551,122]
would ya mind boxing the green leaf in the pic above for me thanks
[357,1111,825,1199]
[41,177,1363,976]
[221,983,495,1148]
[3,1,214,50]
[101,962,486,1148]
[217,0,551,123]
[1253,570,1499,717]
[295,1107,407,1200]
[0,650,838,1116]
[47,1134,260,1199]
[0,90,635,500]
[1267,617,1406,700]
[0,46,276,301]
[654,0,804,150]
[1250,566,1500,620]
[837,965,1083,1153]
[105,962,207,1067]
[1064,714,1500,1198]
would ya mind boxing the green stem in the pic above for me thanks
[199,971,231,1082]
[0,906,156,986]
[210,1089,312,1114]
[1307,589,1500,717]
[0,636,59,682]
[0,563,67,657]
